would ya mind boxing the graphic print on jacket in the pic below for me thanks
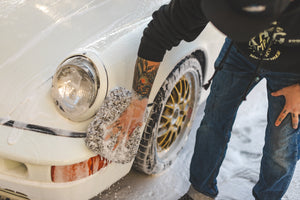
[249,22,287,61]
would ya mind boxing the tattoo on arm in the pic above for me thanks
[132,57,160,98]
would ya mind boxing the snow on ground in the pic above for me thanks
[98,80,300,200]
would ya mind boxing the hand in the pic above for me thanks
[105,57,159,150]
[105,96,148,150]
[272,84,300,129]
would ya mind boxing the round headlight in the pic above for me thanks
[51,55,100,121]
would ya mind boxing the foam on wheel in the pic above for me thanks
[134,51,205,174]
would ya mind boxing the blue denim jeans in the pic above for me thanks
[190,38,300,200]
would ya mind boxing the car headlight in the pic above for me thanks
[51,55,100,121]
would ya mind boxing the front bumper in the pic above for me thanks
[0,123,132,200]
[0,161,132,200]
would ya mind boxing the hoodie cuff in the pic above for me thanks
[137,41,166,62]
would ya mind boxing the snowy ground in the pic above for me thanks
[98,80,300,200]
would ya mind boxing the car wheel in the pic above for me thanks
[133,51,204,174]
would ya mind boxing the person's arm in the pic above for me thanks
[272,84,300,129]
[138,0,208,62]
[106,0,208,148]
[106,58,160,148]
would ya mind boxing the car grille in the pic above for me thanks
[0,188,30,200]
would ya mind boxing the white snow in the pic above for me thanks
[98,80,300,200]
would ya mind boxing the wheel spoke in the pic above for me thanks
[182,80,189,100]
[165,104,175,110]
[174,85,181,102]
[169,94,176,106]
[158,131,172,149]
[160,112,171,123]
[157,132,169,147]
[158,119,170,131]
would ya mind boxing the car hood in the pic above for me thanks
[0,0,167,132]
[0,0,89,65]
[0,0,168,65]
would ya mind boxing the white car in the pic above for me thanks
[0,0,224,199]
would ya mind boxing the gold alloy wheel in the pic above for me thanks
[134,55,203,174]
[157,75,193,152]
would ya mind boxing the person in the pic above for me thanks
[107,0,300,199]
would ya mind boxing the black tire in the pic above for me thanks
[133,52,204,174]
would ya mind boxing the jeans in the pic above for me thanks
[190,38,300,200]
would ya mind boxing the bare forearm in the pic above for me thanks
[132,57,160,99]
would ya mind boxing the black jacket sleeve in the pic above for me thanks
[138,0,208,62]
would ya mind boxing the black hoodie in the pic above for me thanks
[138,0,300,74]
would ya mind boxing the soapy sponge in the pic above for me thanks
[85,87,143,164]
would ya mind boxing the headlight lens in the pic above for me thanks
[51,55,99,121]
